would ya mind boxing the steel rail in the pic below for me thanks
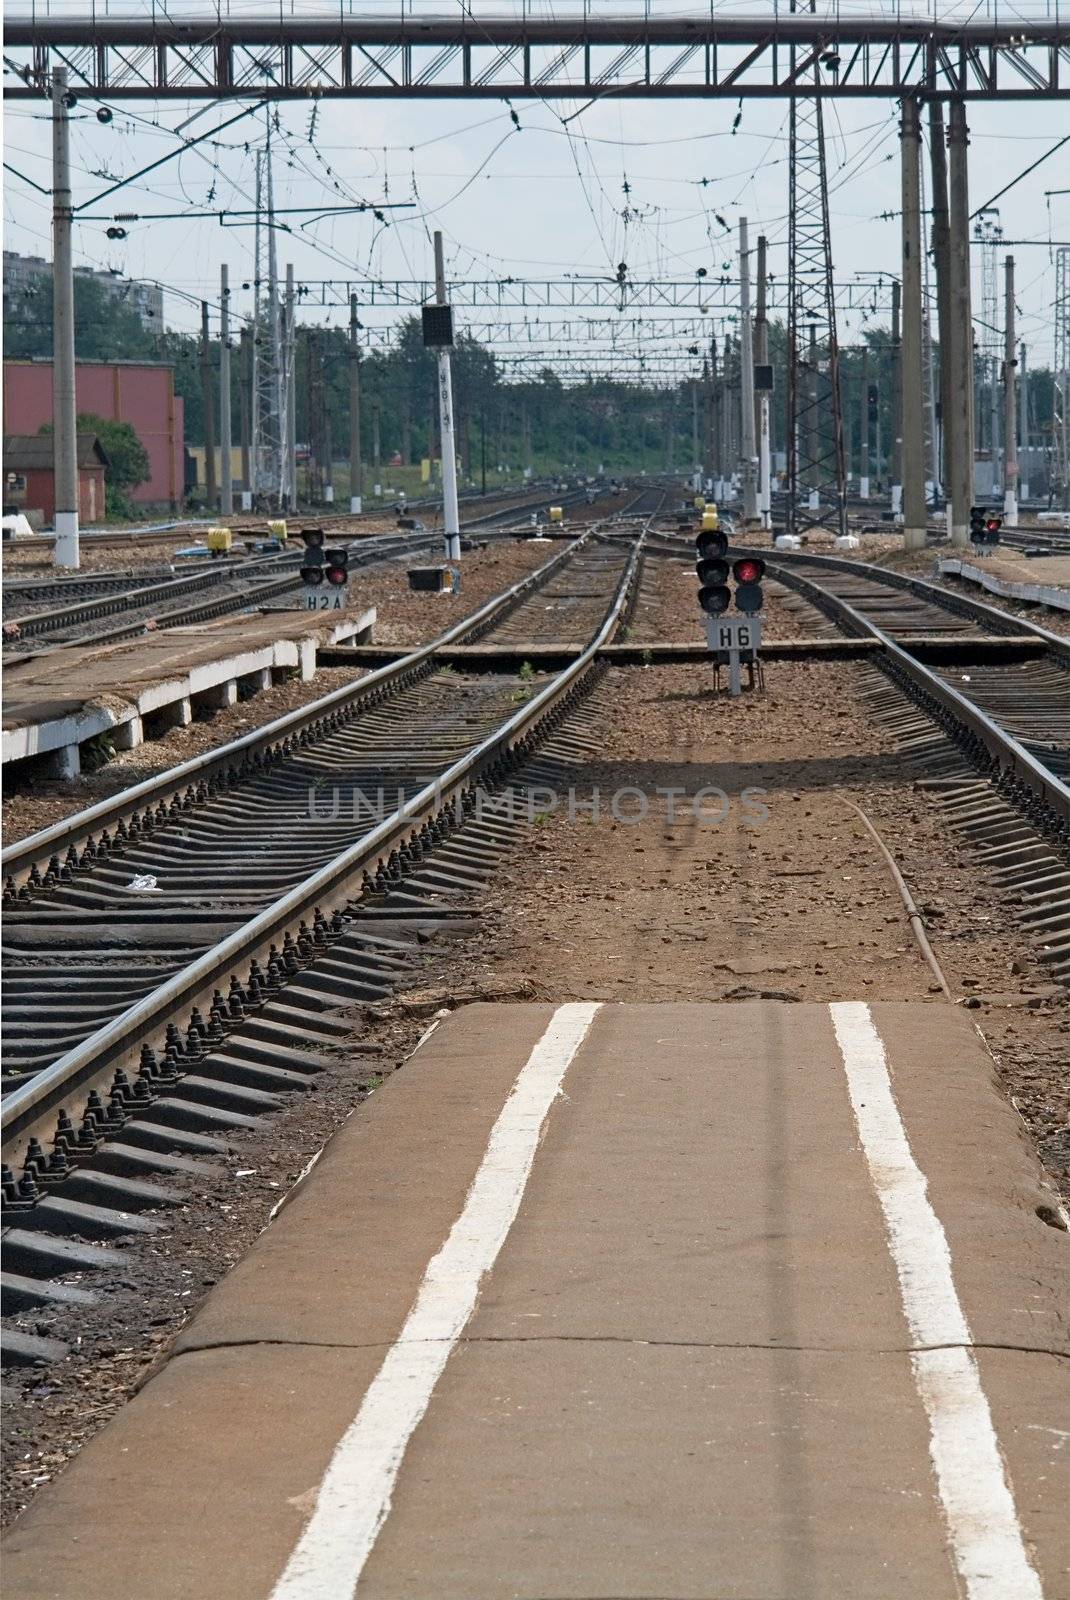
[0,529,644,1146]
[1,529,595,883]
[4,550,298,640]
[735,545,1070,656]
[759,555,1070,823]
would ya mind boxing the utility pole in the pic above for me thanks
[285,263,297,510]
[691,378,700,489]
[946,100,975,546]
[200,301,217,510]
[890,278,903,518]
[900,95,926,549]
[929,100,953,499]
[755,234,772,527]
[1003,255,1018,526]
[859,346,870,499]
[239,327,252,510]
[434,231,461,563]
[738,217,759,523]
[51,66,79,567]
[349,293,363,513]
[219,265,233,517]
[1019,341,1030,501]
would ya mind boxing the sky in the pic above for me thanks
[4,57,1068,384]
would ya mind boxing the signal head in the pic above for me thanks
[732,556,765,615]
[300,526,326,552]
[697,556,730,587]
[324,546,350,586]
[300,564,325,586]
[732,556,766,585]
[696,529,728,562]
[698,584,732,617]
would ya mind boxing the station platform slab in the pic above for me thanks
[4,1001,1067,1600]
[1,605,374,775]
[938,551,1070,614]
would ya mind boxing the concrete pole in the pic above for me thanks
[1018,341,1030,501]
[285,264,297,510]
[929,100,952,498]
[755,235,771,527]
[434,231,461,563]
[947,100,975,547]
[219,265,233,517]
[890,278,903,518]
[51,67,79,568]
[900,96,927,549]
[859,346,870,499]
[738,218,759,523]
[349,293,363,513]
[1003,255,1018,525]
[200,301,217,510]
[691,378,700,488]
[807,324,819,512]
[238,327,252,510]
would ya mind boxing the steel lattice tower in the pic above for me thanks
[785,76,847,538]
[974,210,1003,482]
[252,122,287,507]
[1055,247,1070,508]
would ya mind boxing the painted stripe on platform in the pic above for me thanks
[830,1001,1044,1600]
[268,1000,601,1600]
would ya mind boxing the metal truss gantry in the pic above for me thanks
[299,277,899,315]
[4,12,1068,101]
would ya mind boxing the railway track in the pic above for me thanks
[2,485,630,655]
[0,522,643,1127]
[745,546,1070,822]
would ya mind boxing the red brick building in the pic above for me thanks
[3,433,108,524]
[2,359,184,509]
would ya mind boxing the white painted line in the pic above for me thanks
[268,1000,602,1600]
[829,1001,1044,1600]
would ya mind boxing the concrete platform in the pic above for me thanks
[1,605,374,776]
[938,551,1070,613]
[3,1001,1067,1599]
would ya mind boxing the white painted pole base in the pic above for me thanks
[1019,480,1030,503]
[808,489,820,512]
[1003,492,1018,527]
[350,495,363,514]
[52,509,80,569]
[241,491,253,512]
[891,484,903,519]
[859,476,870,500]
[325,485,334,504]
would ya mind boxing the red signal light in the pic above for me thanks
[732,557,765,585]
[985,517,1000,532]
[325,563,348,586]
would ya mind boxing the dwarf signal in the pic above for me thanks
[969,506,1002,549]
[300,528,350,611]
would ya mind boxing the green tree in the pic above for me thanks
[38,411,150,517]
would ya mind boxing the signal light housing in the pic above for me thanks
[696,528,729,562]
[323,546,350,587]
[969,506,1002,547]
[732,555,766,615]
